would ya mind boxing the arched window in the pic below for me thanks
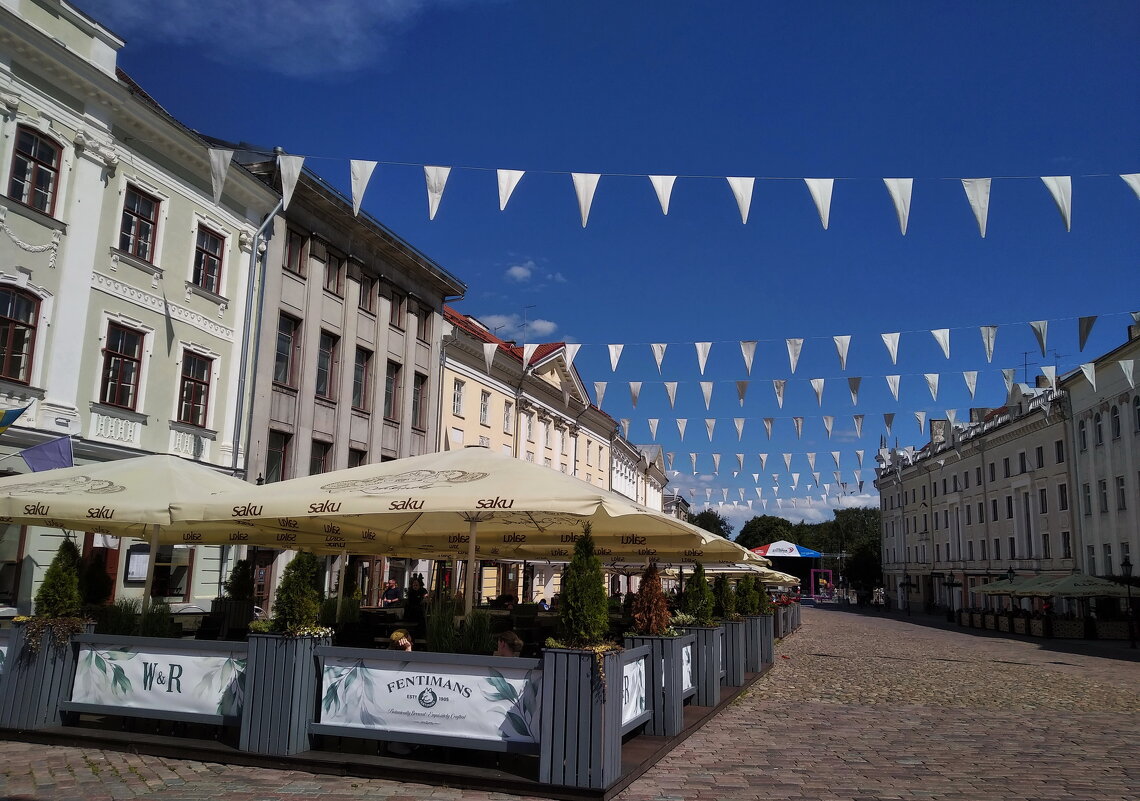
[1094,413,1103,445]
[1110,405,1120,439]
[1078,419,1087,451]
[0,286,39,383]
[8,126,62,216]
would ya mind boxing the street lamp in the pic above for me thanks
[944,573,963,622]
[900,573,918,617]
[1006,565,1016,583]
[1122,555,1135,650]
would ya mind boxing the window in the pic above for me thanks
[8,126,61,215]
[1094,413,1104,446]
[1055,439,1065,464]
[1003,457,1010,478]
[284,230,306,275]
[980,539,987,560]
[310,440,331,475]
[100,323,144,409]
[1111,405,1120,439]
[1116,475,1127,510]
[935,544,941,562]
[347,448,367,468]
[503,401,513,434]
[451,378,465,417]
[150,545,193,601]
[1005,495,1013,519]
[119,186,160,262]
[977,501,984,523]
[989,462,996,482]
[1038,487,1048,514]
[192,226,224,294]
[526,413,534,442]
[265,430,291,483]
[1083,483,1092,515]
[1008,537,1016,560]
[965,505,972,525]
[922,485,927,500]
[358,272,376,312]
[388,289,406,329]
[0,287,38,383]
[963,472,969,490]
[952,474,959,492]
[1135,397,1140,432]
[411,373,427,429]
[976,466,982,486]
[943,509,949,529]
[1098,479,1108,513]
[315,331,339,399]
[1061,531,1071,559]
[177,351,211,427]
[1058,483,1069,511]
[991,498,998,522]
[479,390,491,425]
[1019,452,1027,474]
[352,348,372,410]
[274,315,299,386]
[1087,545,1096,576]
[1103,543,1113,575]
[933,512,939,531]
[1041,531,1050,559]
[415,306,431,342]
[1035,446,1044,470]
[968,540,974,560]
[323,252,345,295]
[385,361,403,420]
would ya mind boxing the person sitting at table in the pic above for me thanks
[535,596,549,611]
[389,629,413,651]
[381,578,402,606]
[495,630,523,657]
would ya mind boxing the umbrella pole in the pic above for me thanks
[141,525,159,615]
[335,553,349,623]
[464,519,478,617]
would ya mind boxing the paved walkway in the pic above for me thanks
[2,608,1138,800]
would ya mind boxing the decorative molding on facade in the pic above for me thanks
[89,406,145,448]
[92,271,234,341]
[0,206,62,268]
[168,421,216,460]
[72,128,119,170]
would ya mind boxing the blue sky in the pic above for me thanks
[77,1,1139,532]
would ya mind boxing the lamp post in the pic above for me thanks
[900,573,918,617]
[1122,555,1135,649]
[1006,566,1017,619]
[944,573,962,623]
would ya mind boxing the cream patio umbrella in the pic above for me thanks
[172,446,760,614]
[0,454,254,609]
[1011,573,1132,599]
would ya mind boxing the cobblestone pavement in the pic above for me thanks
[2,609,1137,800]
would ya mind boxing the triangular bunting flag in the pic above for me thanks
[1041,365,1056,389]
[804,178,834,229]
[629,382,642,408]
[980,325,998,363]
[572,173,601,227]
[705,419,716,441]
[1040,175,1072,232]
[711,453,721,473]
[783,453,793,471]
[961,178,991,237]
[1029,320,1048,357]
[278,153,304,211]
[608,344,624,372]
[810,378,825,406]
[883,177,913,235]
[883,413,894,436]
[563,342,581,370]
[822,416,834,438]
[856,449,865,467]
[763,419,774,440]
[885,374,900,401]
[664,382,678,409]
[853,414,863,438]
[651,343,667,374]
[915,411,926,434]
[833,335,851,370]
[482,342,497,374]
[1079,363,1096,391]
[1122,174,1140,200]
[667,453,676,471]
[740,341,757,375]
[806,452,817,470]
[1078,316,1097,352]
[691,453,700,474]
[695,341,712,375]
[736,380,748,406]
[648,175,677,215]
[350,159,378,216]
[786,338,803,374]
[758,453,769,470]
[881,332,901,365]
[734,418,745,441]
[1002,368,1016,394]
[594,382,606,408]
[963,371,978,399]
[424,165,451,220]
[522,344,538,368]
[497,169,525,211]
[648,419,659,440]
[1118,359,1135,389]
[726,176,755,223]
[931,328,951,359]
[209,148,234,205]
[675,418,688,441]
[831,451,841,469]
[848,376,861,405]
[792,417,804,438]
[620,419,630,439]
[945,409,957,426]
[700,382,713,410]
[924,373,939,401]
[773,379,786,408]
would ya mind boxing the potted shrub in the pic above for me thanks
[211,559,256,639]
[540,525,625,790]
[712,574,745,686]
[241,551,331,756]
[0,538,91,730]
[675,563,722,707]
[623,563,696,736]
[735,576,768,673]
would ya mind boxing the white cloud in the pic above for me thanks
[80,0,473,77]
[504,261,535,283]
[549,272,568,283]
[475,312,560,343]
[527,318,557,337]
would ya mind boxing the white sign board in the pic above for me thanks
[621,656,647,725]
[682,643,694,691]
[320,657,541,744]
[71,644,245,718]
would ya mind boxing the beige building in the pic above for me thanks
[1060,323,1140,580]
[0,1,279,612]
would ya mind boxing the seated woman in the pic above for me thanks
[495,630,524,657]
[389,629,413,651]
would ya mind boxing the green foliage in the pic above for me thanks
[93,597,141,636]
[318,596,361,627]
[687,509,733,538]
[458,609,495,655]
[223,559,255,600]
[735,515,793,551]
[735,576,761,616]
[78,550,113,606]
[557,524,610,648]
[139,600,178,637]
[425,593,460,653]
[712,573,737,620]
[34,538,82,619]
[679,563,714,626]
[758,591,776,615]
[630,563,671,636]
[270,551,323,633]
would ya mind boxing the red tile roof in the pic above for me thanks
[445,306,563,367]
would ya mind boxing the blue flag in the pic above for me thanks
[0,405,29,436]
[21,436,74,472]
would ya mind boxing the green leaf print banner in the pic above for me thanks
[71,643,245,717]
[321,656,541,743]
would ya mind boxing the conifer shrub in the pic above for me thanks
[679,562,714,626]
[557,524,610,648]
[33,539,82,619]
[223,559,255,600]
[267,551,324,635]
[630,563,672,636]
[712,573,738,620]
[735,575,761,616]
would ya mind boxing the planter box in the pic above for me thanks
[1029,619,1045,637]
[1094,621,1129,640]
[984,614,997,630]
[240,634,328,756]
[680,626,722,707]
[740,616,768,673]
[718,620,746,687]
[211,599,255,640]
[758,615,774,666]
[0,623,87,731]
[1013,618,1027,635]
[1051,619,1085,639]
[623,634,695,737]
[998,615,1011,632]
[539,648,624,790]
[958,611,969,627]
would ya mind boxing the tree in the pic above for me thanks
[270,551,323,632]
[630,563,670,636]
[688,509,733,539]
[712,573,737,620]
[735,575,761,616]
[34,538,82,618]
[223,559,254,600]
[558,524,610,647]
[735,515,792,550]
[680,562,714,626]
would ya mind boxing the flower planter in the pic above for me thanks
[758,614,774,666]
[1094,621,1129,640]
[718,620,746,687]
[0,623,89,731]
[1051,619,1085,639]
[958,610,970,627]
[680,626,722,707]
[539,647,624,790]
[240,634,329,756]
[623,633,696,737]
[741,616,769,673]
[1013,617,1027,635]
[998,615,1011,632]
[971,613,982,628]
[1029,619,1045,637]
[984,613,997,630]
